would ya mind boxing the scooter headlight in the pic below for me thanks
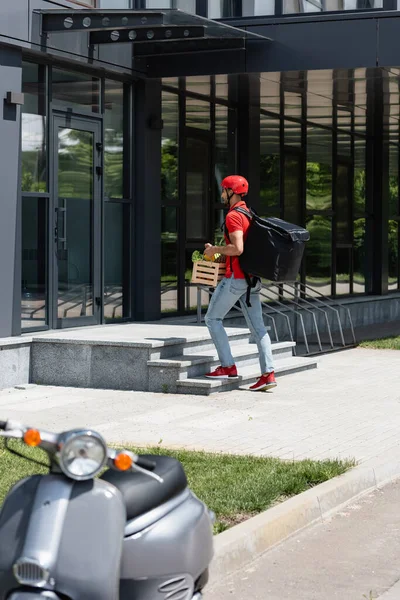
[58,430,107,480]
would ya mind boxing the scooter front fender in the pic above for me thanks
[0,474,126,600]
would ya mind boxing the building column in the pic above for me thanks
[132,79,162,321]
[0,47,22,338]
[237,74,261,211]
[366,68,389,295]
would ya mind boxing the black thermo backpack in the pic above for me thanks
[224,207,310,306]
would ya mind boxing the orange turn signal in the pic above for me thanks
[23,429,41,447]
[114,452,133,471]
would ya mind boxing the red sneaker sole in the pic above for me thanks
[205,375,239,379]
[250,382,277,391]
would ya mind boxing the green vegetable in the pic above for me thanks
[191,250,204,263]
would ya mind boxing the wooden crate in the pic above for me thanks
[191,260,226,287]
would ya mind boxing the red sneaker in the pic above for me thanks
[205,365,238,379]
[250,372,277,391]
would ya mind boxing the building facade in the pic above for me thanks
[1,0,400,338]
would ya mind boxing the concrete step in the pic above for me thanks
[147,342,295,392]
[148,328,254,360]
[175,356,318,396]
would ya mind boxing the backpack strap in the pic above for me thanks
[222,207,259,308]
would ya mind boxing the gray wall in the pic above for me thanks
[0,47,23,338]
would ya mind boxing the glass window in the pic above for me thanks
[104,80,124,199]
[284,153,302,224]
[186,136,210,239]
[337,131,351,157]
[242,0,275,16]
[388,220,399,290]
[260,115,280,215]
[336,163,352,243]
[162,91,179,203]
[186,98,211,129]
[104,202,131,321]
[99,0,130,6]
[21,62,47,193]
[208,0,235,18]
[161,207,178,313]
[186,76,211,97]
[354,138,366,215]
[285,120,302,147]
[336,247,351,295]
[389,145,399,217]
[147,0,195,9]
[215,75,228,101]
[306,216,332,296]
[260,74,280,115]
[21,197,48,331]
[215,104,230,191]
[337,109,352,131]
[52,68,100,113]
[353,218,366,294]
[307,127,332,211]
[285,91,302,119]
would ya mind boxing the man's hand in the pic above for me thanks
[204,243,216,258]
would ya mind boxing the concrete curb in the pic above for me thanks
[211,452,400,580]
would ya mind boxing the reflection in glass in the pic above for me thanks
[186,76,211,97]
[260,115,280,215]
[21,62,46,192]
[336,163,351,243]
[215,75,229,100]
[389,220,399,290]
[214,208,226,245]
[389,144,399,216]
[285,92,302,119]
[243,0,275,15]
[162,91,179,204]
[57,128,94,319]
[215,105,229,192]
[161,207,178,313]
[353,218,366,293]
[260,75,280,114]
[354,138,366,215]
[104,80,124,199]
[337,131,351,157]
[52,68,100,113]
[104,202,130,321]
[337,109,352,131]
[336,248,351,295]
[186,136,209,239]
[186,98,211,129]
[21,197,47,330]
[284,119,302,147]
[306,216,332,296]
[284,154,302,224]
[307,127,332,211]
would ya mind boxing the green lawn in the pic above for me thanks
[359,336,400,350]
[0,441,354,533]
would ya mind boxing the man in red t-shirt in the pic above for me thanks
[203,175,276,391]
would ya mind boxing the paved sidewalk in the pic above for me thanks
[0,347,399,462]
[206,480,400,600]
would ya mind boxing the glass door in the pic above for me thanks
[182,128,212,312]
[52,115,102,328]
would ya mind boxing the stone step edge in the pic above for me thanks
[147,341,296,368]
[176,357,318,389]
[30,329,252,350]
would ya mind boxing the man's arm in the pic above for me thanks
[204,230,243,258]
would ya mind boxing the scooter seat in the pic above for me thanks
[100,455,188,520]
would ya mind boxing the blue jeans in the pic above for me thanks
[205,276,274,374]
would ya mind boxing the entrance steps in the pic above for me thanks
[29,323,318,395]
